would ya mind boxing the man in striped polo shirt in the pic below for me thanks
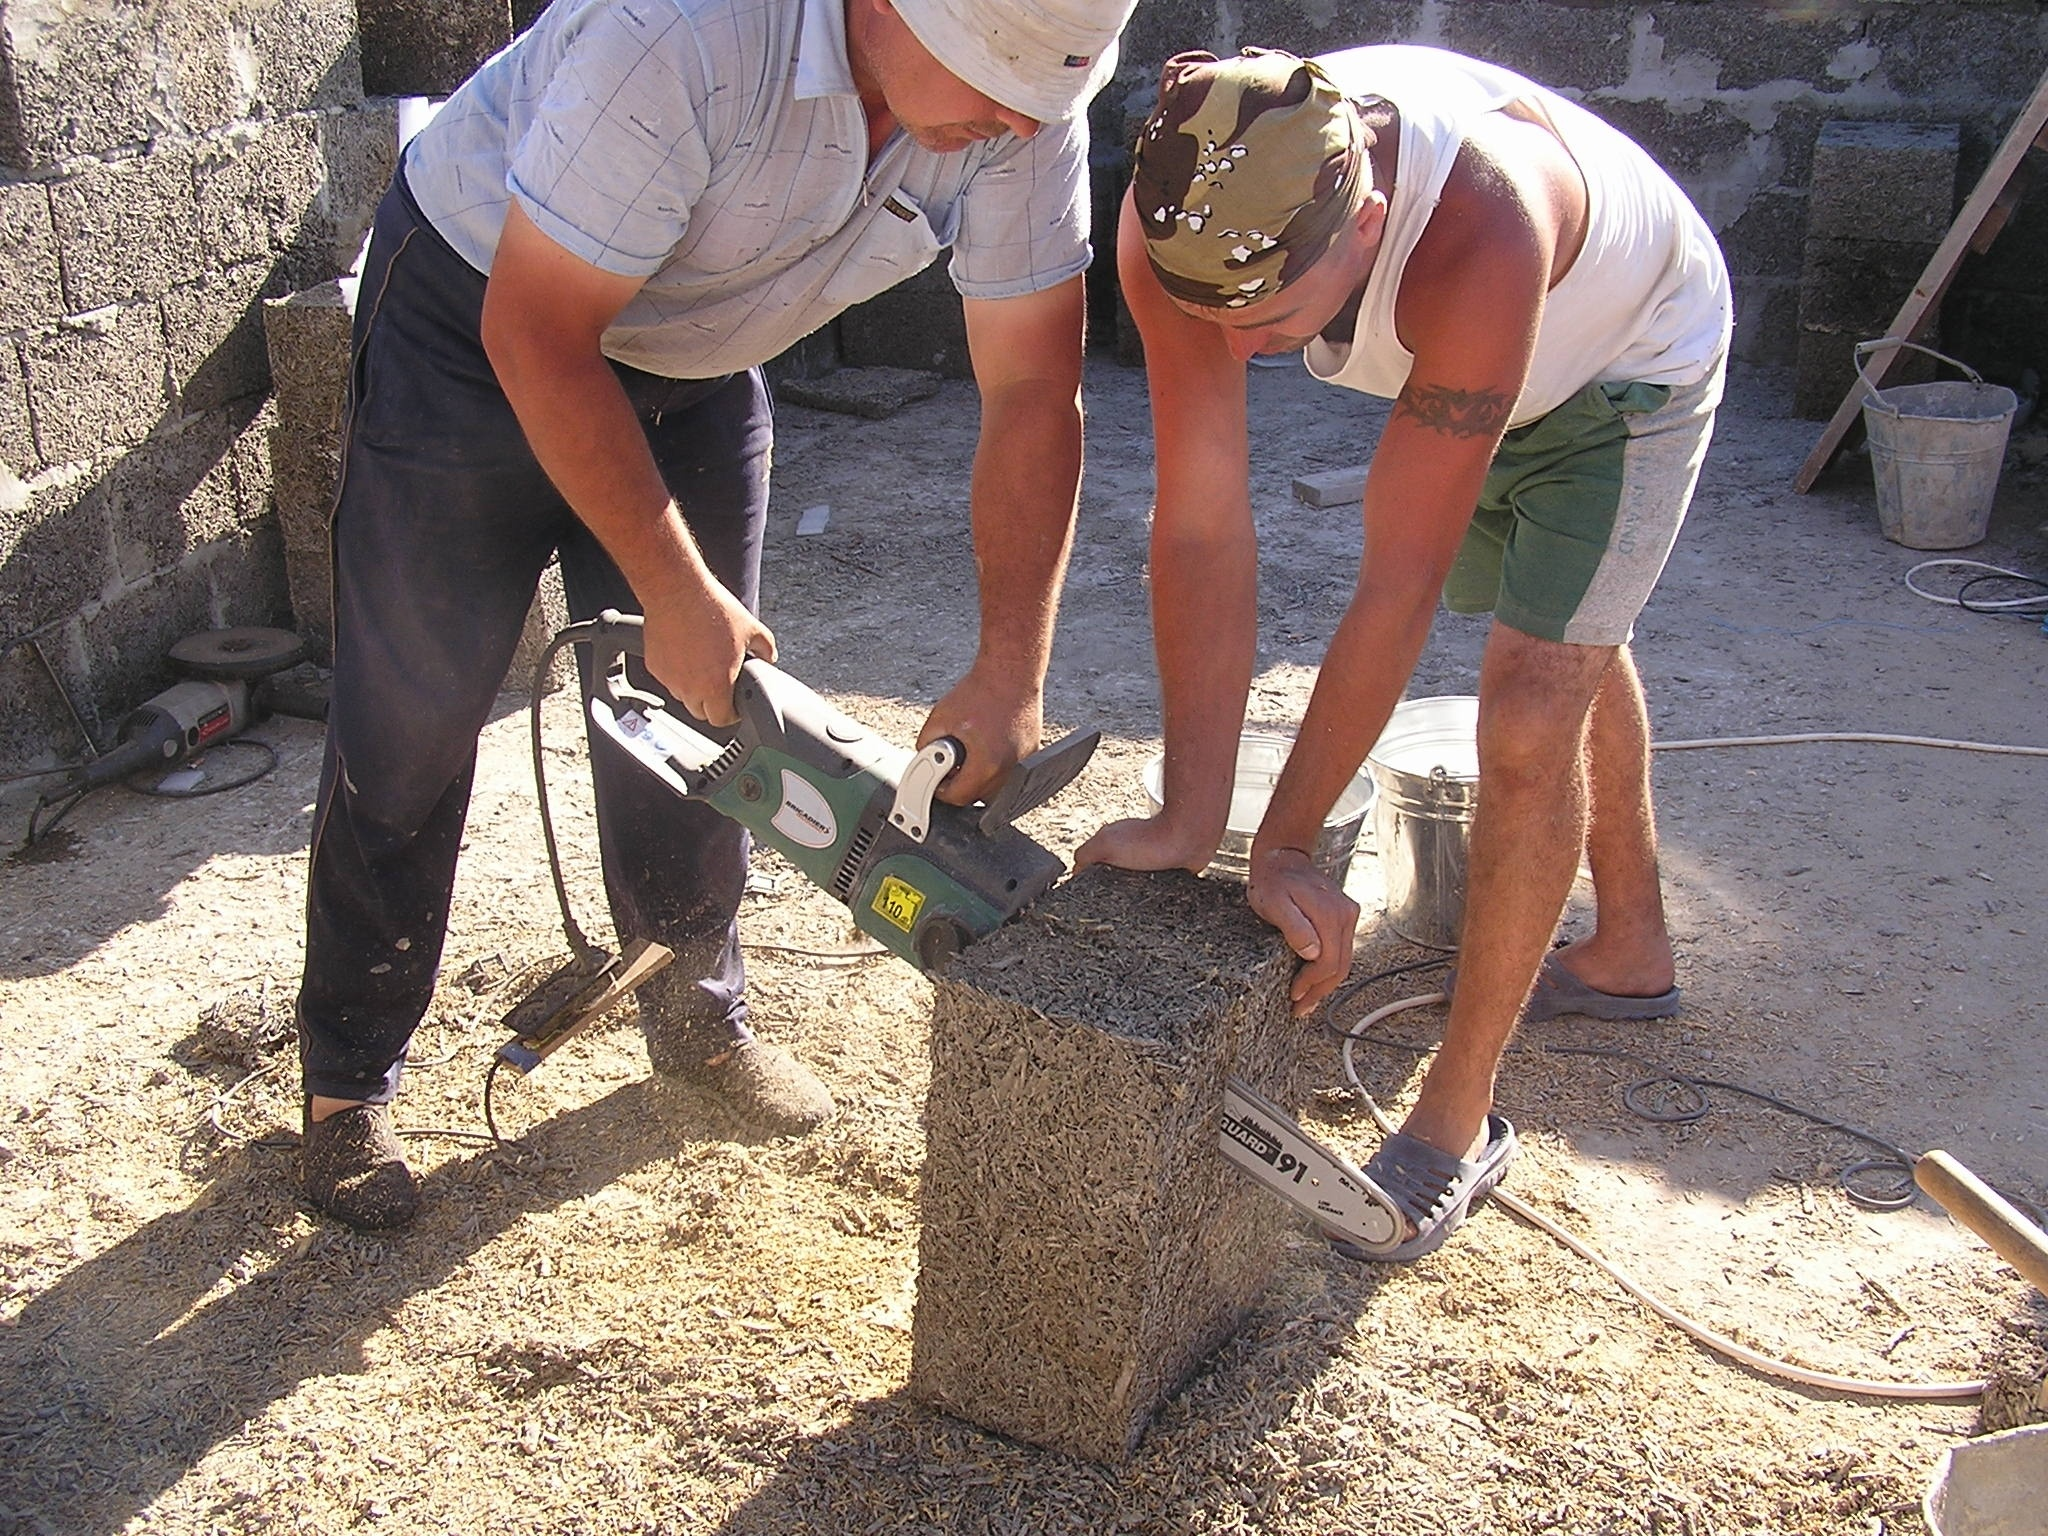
[298,0,1136,1229]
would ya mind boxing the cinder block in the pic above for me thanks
[1293,466,1367,508]
[1809,121,1959,245]
[358,0,514,97]
[0,181,62,334]
[164,262,285,417]
[838,263,972,379]
[48,148,204,313]
[23,304,173,466]
[194,118,327,273]
[0,4,158,171]
[910,864,1302,1464]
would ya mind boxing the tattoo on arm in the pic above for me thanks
[1394,382,1516,439]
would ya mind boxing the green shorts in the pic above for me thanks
[1443,368,1722,645]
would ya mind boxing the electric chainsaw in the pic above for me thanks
[575,610,1407,1257]
[583,610,1100,971]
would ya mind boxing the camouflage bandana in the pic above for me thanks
[1133,48,1366,310]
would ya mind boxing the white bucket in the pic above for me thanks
[1923,1423,2048,1536]
[1365,697,1480,950]
[1857,339,2016,551]
[1142,732,1375,884]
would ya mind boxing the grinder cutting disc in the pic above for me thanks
[167,626,309,680]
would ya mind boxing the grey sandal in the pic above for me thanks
[1331,1113,1519,1263]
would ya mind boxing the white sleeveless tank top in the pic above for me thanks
[1302,46,1731,427]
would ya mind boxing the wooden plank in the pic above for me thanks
[1794,67,2048,493]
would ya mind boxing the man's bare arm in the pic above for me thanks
[1075,189,1261,871]
[480,200,772,725]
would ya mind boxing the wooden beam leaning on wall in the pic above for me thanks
[1794,65,2048,493]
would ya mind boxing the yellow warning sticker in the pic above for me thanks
[872,875,925,933]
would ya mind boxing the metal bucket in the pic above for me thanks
[1366,697,1480,950]
[1142,731,1375,884]
[1857,339,2016,551]
[1923,1424,2048,1536]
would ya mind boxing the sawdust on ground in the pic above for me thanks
[2,357,2045,1535]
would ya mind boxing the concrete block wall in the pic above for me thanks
[0,0,396,779]
[1079,0,2048,374]
[6,0,2048,776]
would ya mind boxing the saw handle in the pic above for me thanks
[589,608,768,724]
[1915,1150,2048,1297]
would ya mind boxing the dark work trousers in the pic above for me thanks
[297,172,769,1104]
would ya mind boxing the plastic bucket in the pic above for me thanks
[1857,339,2016,551]
[1366,697,1480,950]
[1923,1424,2048,1536]
[1142,732,1375,884]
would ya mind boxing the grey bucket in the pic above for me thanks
[1366,697,1479,950]
[1142,732,1375,884]
[1857,339,2017,551]
[1923,1424,2048,1536]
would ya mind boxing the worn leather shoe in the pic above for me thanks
[300,1102,419,1230]
[653,1038,836,1137]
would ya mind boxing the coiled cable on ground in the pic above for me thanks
[1322,975,2005,1402]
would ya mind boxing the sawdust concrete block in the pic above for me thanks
[162,0,362,133]
[0,345,35,475]
[22,303,173,466]
[261,280,569,691]
[0,181,61,336]
[359,0,513,97]
[1809,121,1959,245]
[838,263,972,379]
[195,118,329,273]
[262,281,350,660]
[165,262,281,416]
[911,864,1302,1463]
[0,3,157,170]
[774,366,940,419]
[49,148,205,314]
[1798,237,1939,334]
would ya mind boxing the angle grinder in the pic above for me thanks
[61,627,309,791]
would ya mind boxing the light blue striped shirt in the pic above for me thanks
[404,0,1093,378]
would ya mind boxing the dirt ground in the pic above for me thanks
[2,353,2045,1536]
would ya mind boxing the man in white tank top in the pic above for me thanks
[1080,45,1732,1260]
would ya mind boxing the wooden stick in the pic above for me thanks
[1915,1149,2048,1297]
